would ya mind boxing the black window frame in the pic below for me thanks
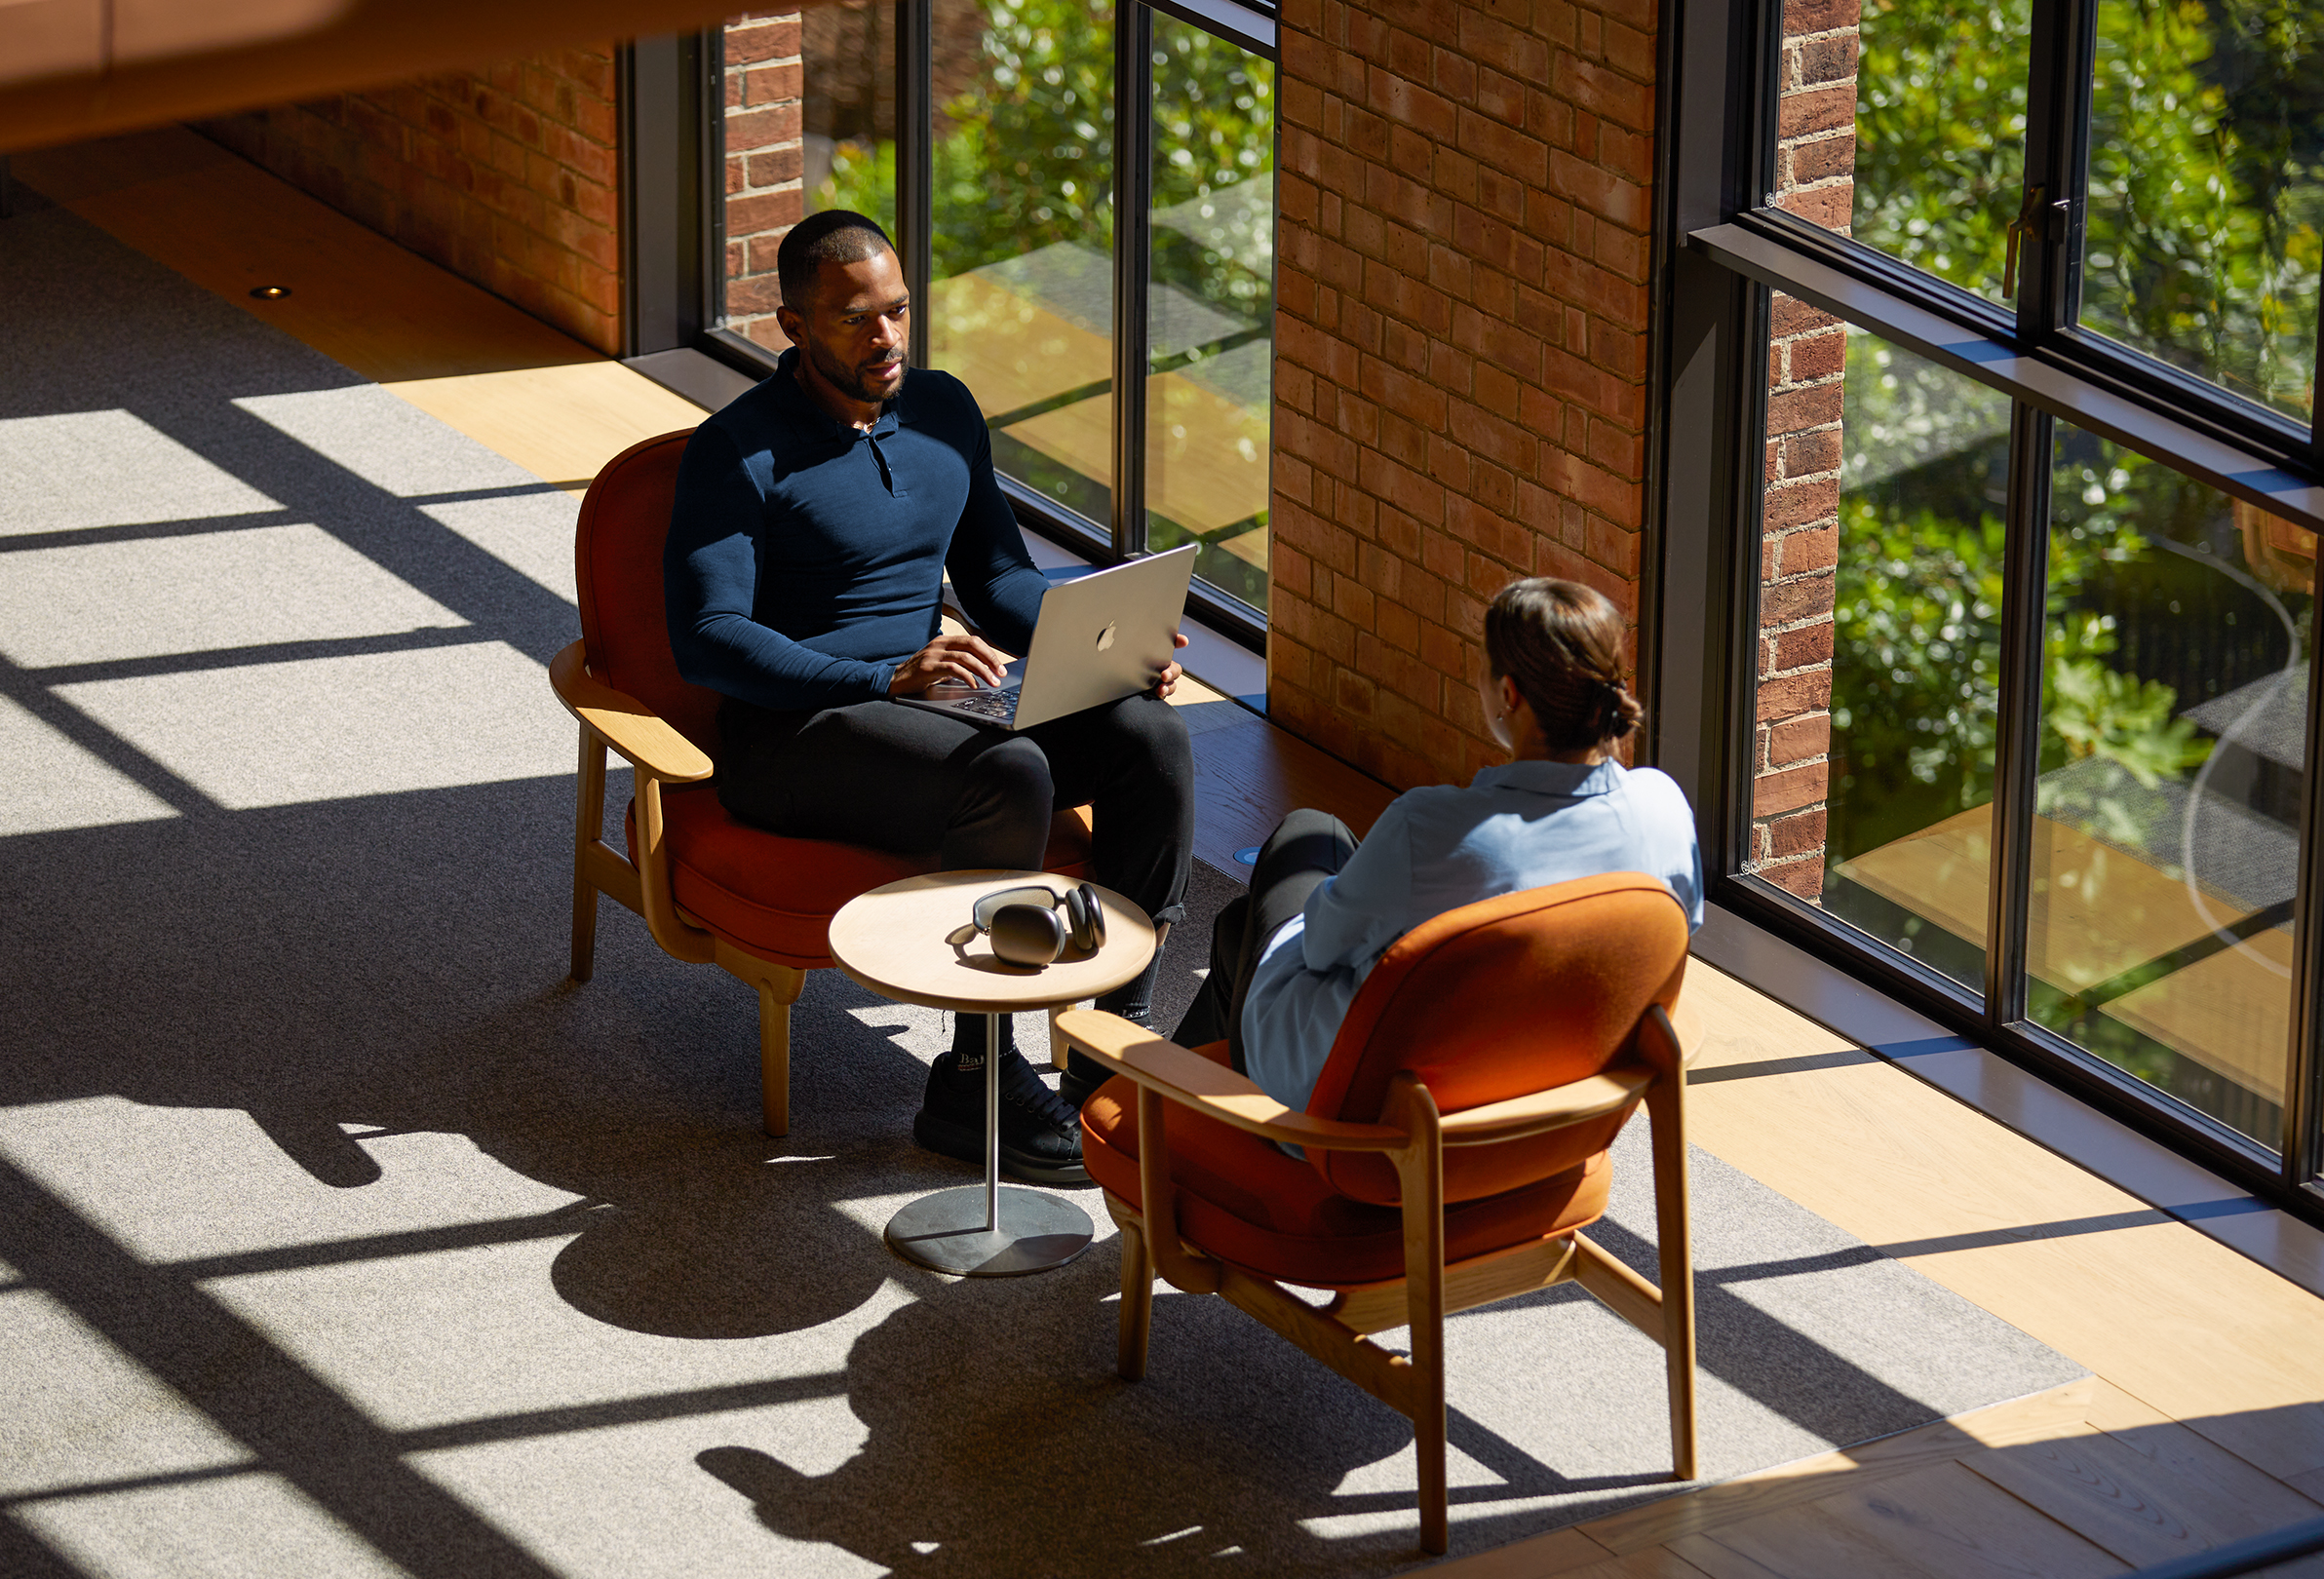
[1650,0,2324,1219]
[621,0,1282,652]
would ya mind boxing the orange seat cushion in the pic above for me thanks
[627,785,1095,969]
[1080,1044,1612,1289]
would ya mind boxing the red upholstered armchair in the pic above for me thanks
[551,430,1095,1135]
[1056,871,1697,1556]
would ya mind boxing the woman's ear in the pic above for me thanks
[1497,673,1530,725]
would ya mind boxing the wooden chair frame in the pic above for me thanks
[551,640,809,1136]
[1055,1002,1699,1556]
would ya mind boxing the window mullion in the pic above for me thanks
[1986,402,2053,1025]
[2015,0,2093,339]
[1110,2,1153,559]
[2288,595,2324,1187]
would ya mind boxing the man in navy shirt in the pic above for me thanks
[665,211,1194,1184]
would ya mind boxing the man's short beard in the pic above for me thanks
[805,333,901,404]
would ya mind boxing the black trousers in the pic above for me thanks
[1172,808,1358,1074]
[717,690,1195,1026]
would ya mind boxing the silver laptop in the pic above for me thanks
[900,545,1200,731]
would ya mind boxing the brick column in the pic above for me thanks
[200,48,622,354]
[1270,0,1658,790]
[722,12,806,354]
[1746,0,1857,899]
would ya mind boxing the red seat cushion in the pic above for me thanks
[1080,1044,1612,1289]
[627,787,1095,969]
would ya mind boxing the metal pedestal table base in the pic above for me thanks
[884,1184,1093,1277]
[884,1010,1093,1277]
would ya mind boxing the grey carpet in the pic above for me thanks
[0,194,2082,1578]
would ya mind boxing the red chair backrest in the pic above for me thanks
[1305,872,1690,1207]
[573,429,724,756]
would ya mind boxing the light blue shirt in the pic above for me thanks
[1240,759,1704,1113]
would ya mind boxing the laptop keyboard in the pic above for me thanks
[949,688,1019,722]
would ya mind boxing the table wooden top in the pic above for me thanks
[826,871,1157,1015]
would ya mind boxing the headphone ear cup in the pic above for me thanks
[989,903,1065,966]
[1069,883,1105,950]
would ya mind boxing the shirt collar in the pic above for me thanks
[1470,757,1625,797]
[768,347,901,440]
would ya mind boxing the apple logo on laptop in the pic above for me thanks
[1096,622,1116,652]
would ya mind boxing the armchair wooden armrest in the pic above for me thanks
[1437,1066,1655,1144]
[1053,1008,1405,1154]
[549,641,714,783]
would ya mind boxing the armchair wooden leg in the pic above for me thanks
[1647,1060,1698,1481]
[1116,1211,1154,1381]
[1389,1077,1451,1557]
[569,726,608,984]
[755,967,806,1137]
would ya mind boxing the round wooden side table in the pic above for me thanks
[827,870,1156,1277]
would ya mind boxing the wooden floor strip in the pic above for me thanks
[1812,1460,2121,1579]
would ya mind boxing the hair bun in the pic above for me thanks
[1601,681,1643,741]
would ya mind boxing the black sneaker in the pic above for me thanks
[1056,1048,1113,1113]
[913,1049,1091,1186]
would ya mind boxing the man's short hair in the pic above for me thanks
[777,211,897,314]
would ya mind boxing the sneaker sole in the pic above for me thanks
[911,1110,1092,1188]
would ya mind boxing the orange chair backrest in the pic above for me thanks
[1304,872,1690,1207]
[574,428,724,756]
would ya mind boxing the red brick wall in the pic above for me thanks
[1747,0,1857,898]
[199,49,622,355]
[1269,0,1658,790]
[722,11,806,353]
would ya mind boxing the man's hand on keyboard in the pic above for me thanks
[890,631,1011,695]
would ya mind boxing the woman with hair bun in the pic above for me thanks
[1147,576,1702,1116]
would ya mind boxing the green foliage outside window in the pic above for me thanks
[1827,0,2323,876]
[814,0,1275,304]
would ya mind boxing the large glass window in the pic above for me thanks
[1144,17,1274,611]
[704,0,1275,633]
[1776,0,2032,305]
[800,0,900,231]
[2031,432,2310,1147]
[1683,0,2324,1207]
[928,0,1118,528]
[1753,324,2012,995]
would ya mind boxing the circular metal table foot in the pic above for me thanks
[884,1184,1094,1277]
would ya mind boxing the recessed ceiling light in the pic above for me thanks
[249,285,290,300]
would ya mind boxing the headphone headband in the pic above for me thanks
[971,884,1064,932]
[970,881,1106,964]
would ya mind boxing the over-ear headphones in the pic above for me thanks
[971,882,1105,966]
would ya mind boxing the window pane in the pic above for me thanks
[927,0,1116,529]
[2079,1,2324,423]
[1748,311,2013,997]
[719,10,897,355]
[1773,0,2032,307]
[1146,18,1274,613]
[802,3,899,233]
[2031,428,2311,1149]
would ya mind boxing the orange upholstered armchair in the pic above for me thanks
[1056,871,1697,1555]
[551,430,1094,1136]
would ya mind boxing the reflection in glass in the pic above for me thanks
[2031,428,2309,1149]
[927,0,1116,528]
[800,0,899,233]
[1777,0,2031,305]
[2080,1,2324,422]
[1145,17,1274,613]
[718,6,896,352]
[1793,334,2014,990]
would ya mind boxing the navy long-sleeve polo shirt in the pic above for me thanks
[663,349,1050,712]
